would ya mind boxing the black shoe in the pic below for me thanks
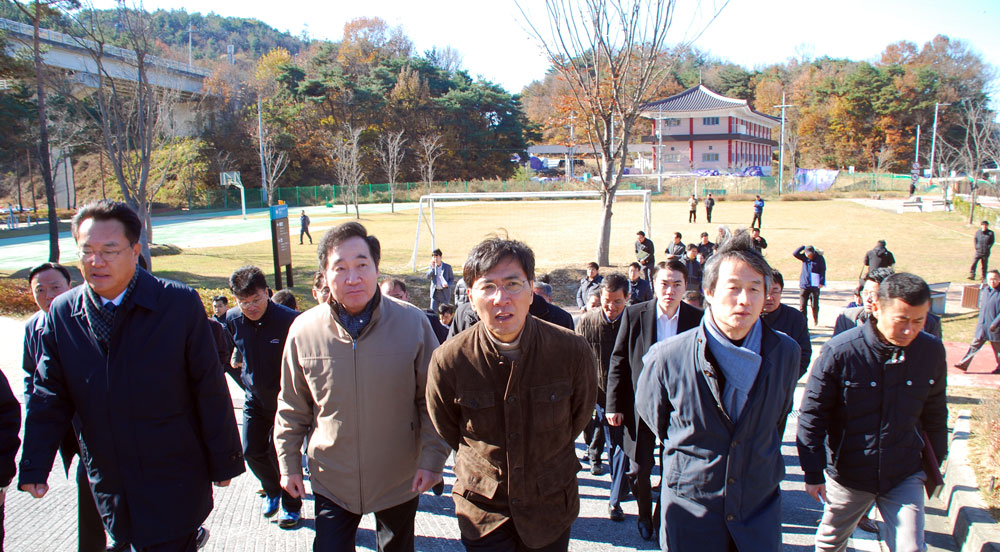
[991,367,1000,375]
[954,363,969,371]
[609,505,625,521]
[591,463,604,476]
[195,527,210,549]
[433,481,445,495]
[637,519,654,541]
[857,516,878,533]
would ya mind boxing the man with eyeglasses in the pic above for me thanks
[275,222,449,551]
[798,273,947,552]
[834,268,941,340]
[226,265,301,528]
[19,200,244,552]
[426,238,596,551]
[606,259,702,541]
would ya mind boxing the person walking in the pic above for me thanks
[687,194,698,223]
[635,231,655,282]
[797,273,947,552]
[299,210,312,245]
[704,193,715,223]
[955,269,1000,373]
[860,239,895,281]
[751,195,764,229]
[794,245,826,326]
[970,220,995,281]
[426,249,455,312]
[19,200,244,551]
[275,222,449,551]
[226,266,302,528]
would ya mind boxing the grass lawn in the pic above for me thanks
[2,198,983,334]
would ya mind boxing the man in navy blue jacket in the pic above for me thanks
[794,245,826,326]
[19,200,244,552]
[226,266,301,528]
[636,231,801,551]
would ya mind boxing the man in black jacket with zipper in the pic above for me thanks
[227,266,301,528]
[797,272,947,552]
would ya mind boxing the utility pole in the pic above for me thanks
[656,103,663,193]
[258,94,268,205]
[914,124,920,166]
[188,23,193,66]
[929,102,951,181]
[774,92,795,195]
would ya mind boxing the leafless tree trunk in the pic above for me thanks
[939,100,1000,224]
[255,124,289,206]
[418,134,444,195]
[377,129,406,213]
[517,0,728,265]
[330,125,364,219]
[12,0,69,262]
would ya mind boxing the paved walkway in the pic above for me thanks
[0,280,967,550]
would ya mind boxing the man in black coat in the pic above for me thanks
[703,193,715,223]
[606,259,702,540]
[576,262,604,310]
[955,269,1000,373]
[0,371,18,552]
[797,273,947,551]
[227,266,302,528]
[664,232,685,260]
[635,231,655,281]
[626,263,653,305]
[19,200,245,551]
[971,220,995,281]
[860,239,895,280]
[761,270,812,378]
[426,248,455,312]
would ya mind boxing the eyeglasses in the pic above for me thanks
[236,293,268,310]
[472,279,528,297]
[77,247,129,263]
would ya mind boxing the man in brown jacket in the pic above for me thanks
[275,222,450,551]
[426,237,597,551]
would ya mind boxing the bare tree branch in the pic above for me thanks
[377,129,406,213]
[418,134,444,195]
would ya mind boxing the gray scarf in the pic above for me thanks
[703,305,762,423]
[83,269,139,352]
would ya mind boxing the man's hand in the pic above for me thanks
[412,469,443,493]
[281,474,306,499]
[20,483,48,498]
[805,483,828,504]
[213,479,231,487]
[606,413,623,426]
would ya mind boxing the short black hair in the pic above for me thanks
[71,200,142,245]
[463,238,535,285]
[686,243,698,252]
[673,232,682,240]
[381,277,406,294]
[682,290,704,306]
[770,270,784,289]
[629,262,641,270]
[990,269,1000,278]
[586,261,599,271]
[601,273,629,295]
[653,259,688,283]
[982,221,989,226]
[702,229,772,296]
[865,266,895,284]
[229,265,268,297]
[438,303,455,316]
[432,248,443,257]
[700,232,709,238]
[271,289,297,310]
[877,272,930,307]
[312,271,326,290]
[877,239,886,247]
[636,230,645,237]
[212,295,229,305]
[28,262,71,286]
[318,221,381,271]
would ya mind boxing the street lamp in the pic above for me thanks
[929,102,951,181]
[774,92,795,195]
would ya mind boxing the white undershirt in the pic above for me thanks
[656,302,680,342]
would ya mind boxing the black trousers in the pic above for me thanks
[971,253,990,279]
[301,227,312,244]
[461,521,571,552]
[688,210,696,223]
[77,461,108,552]
[243,400,302,513]
[800,287,820,324]
[132,530,199,552]
[583,404,606,465]
[314,494,418,552]
[956,337,1000,370]
[705,208,713,223]
[751,212,762,229]
[626,424,658,523]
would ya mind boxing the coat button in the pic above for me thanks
[507,396,516,404]
[726,514,735,521]
[906,380,912,386]
[930,379,935,385]
[731,440,740,448]
[870,381,877,387]
[727,477,735,484]
[550,393,557,401]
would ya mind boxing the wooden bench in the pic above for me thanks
[898,201,923,213]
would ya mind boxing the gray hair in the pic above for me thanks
[702,229,772,296]
[532,281,553,298]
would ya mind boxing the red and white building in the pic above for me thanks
[640,85,780,174]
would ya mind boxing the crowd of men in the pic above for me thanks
[7,198,956,552]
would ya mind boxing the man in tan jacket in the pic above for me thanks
[275,221,449,551]
[426,238,596,551]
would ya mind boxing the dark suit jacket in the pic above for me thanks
[606,299,702,459]
[426,262,455,297]
[19,269,245,547]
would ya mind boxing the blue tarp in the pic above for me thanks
[529,156,544,171]
[795,169,840,192]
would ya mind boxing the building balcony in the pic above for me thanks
[640,133,778,147]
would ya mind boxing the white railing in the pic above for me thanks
[0,17,211,77]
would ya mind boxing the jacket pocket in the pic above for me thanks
[530,381,573,432]
[454,446,500,500]
[455,388,497,440]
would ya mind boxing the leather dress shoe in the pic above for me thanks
[637,518,654,541]
[609,504,625,521]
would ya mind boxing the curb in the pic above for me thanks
[945,410,1000,552]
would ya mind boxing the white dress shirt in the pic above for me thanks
[656,302,680,342]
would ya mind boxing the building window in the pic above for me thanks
[702,153,720,162]
[708,146,713,150]
[663,154,681,163]
[702,116,719,126]
[662,118,681,127]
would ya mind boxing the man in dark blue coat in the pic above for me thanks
[955,269,1000,373]
[19,200,245,552]
[794,245,826,326]
[607,259,702,541]
[226,265,301,527]
[635,231,801,551]
[426,248,455,312]
[627,263,653,305]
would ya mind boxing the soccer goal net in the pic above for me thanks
[409,190,652,271]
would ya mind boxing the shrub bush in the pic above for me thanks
[0,279,38,316]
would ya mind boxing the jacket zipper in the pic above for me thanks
[352,336,364,512]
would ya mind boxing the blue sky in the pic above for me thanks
[90,0,999,95]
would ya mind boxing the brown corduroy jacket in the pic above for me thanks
[426,315,596,548]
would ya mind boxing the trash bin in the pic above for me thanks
[962,284,981,309]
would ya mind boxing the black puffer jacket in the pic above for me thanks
[796,318,947,494]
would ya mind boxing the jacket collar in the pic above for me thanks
[70,267,158,318]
